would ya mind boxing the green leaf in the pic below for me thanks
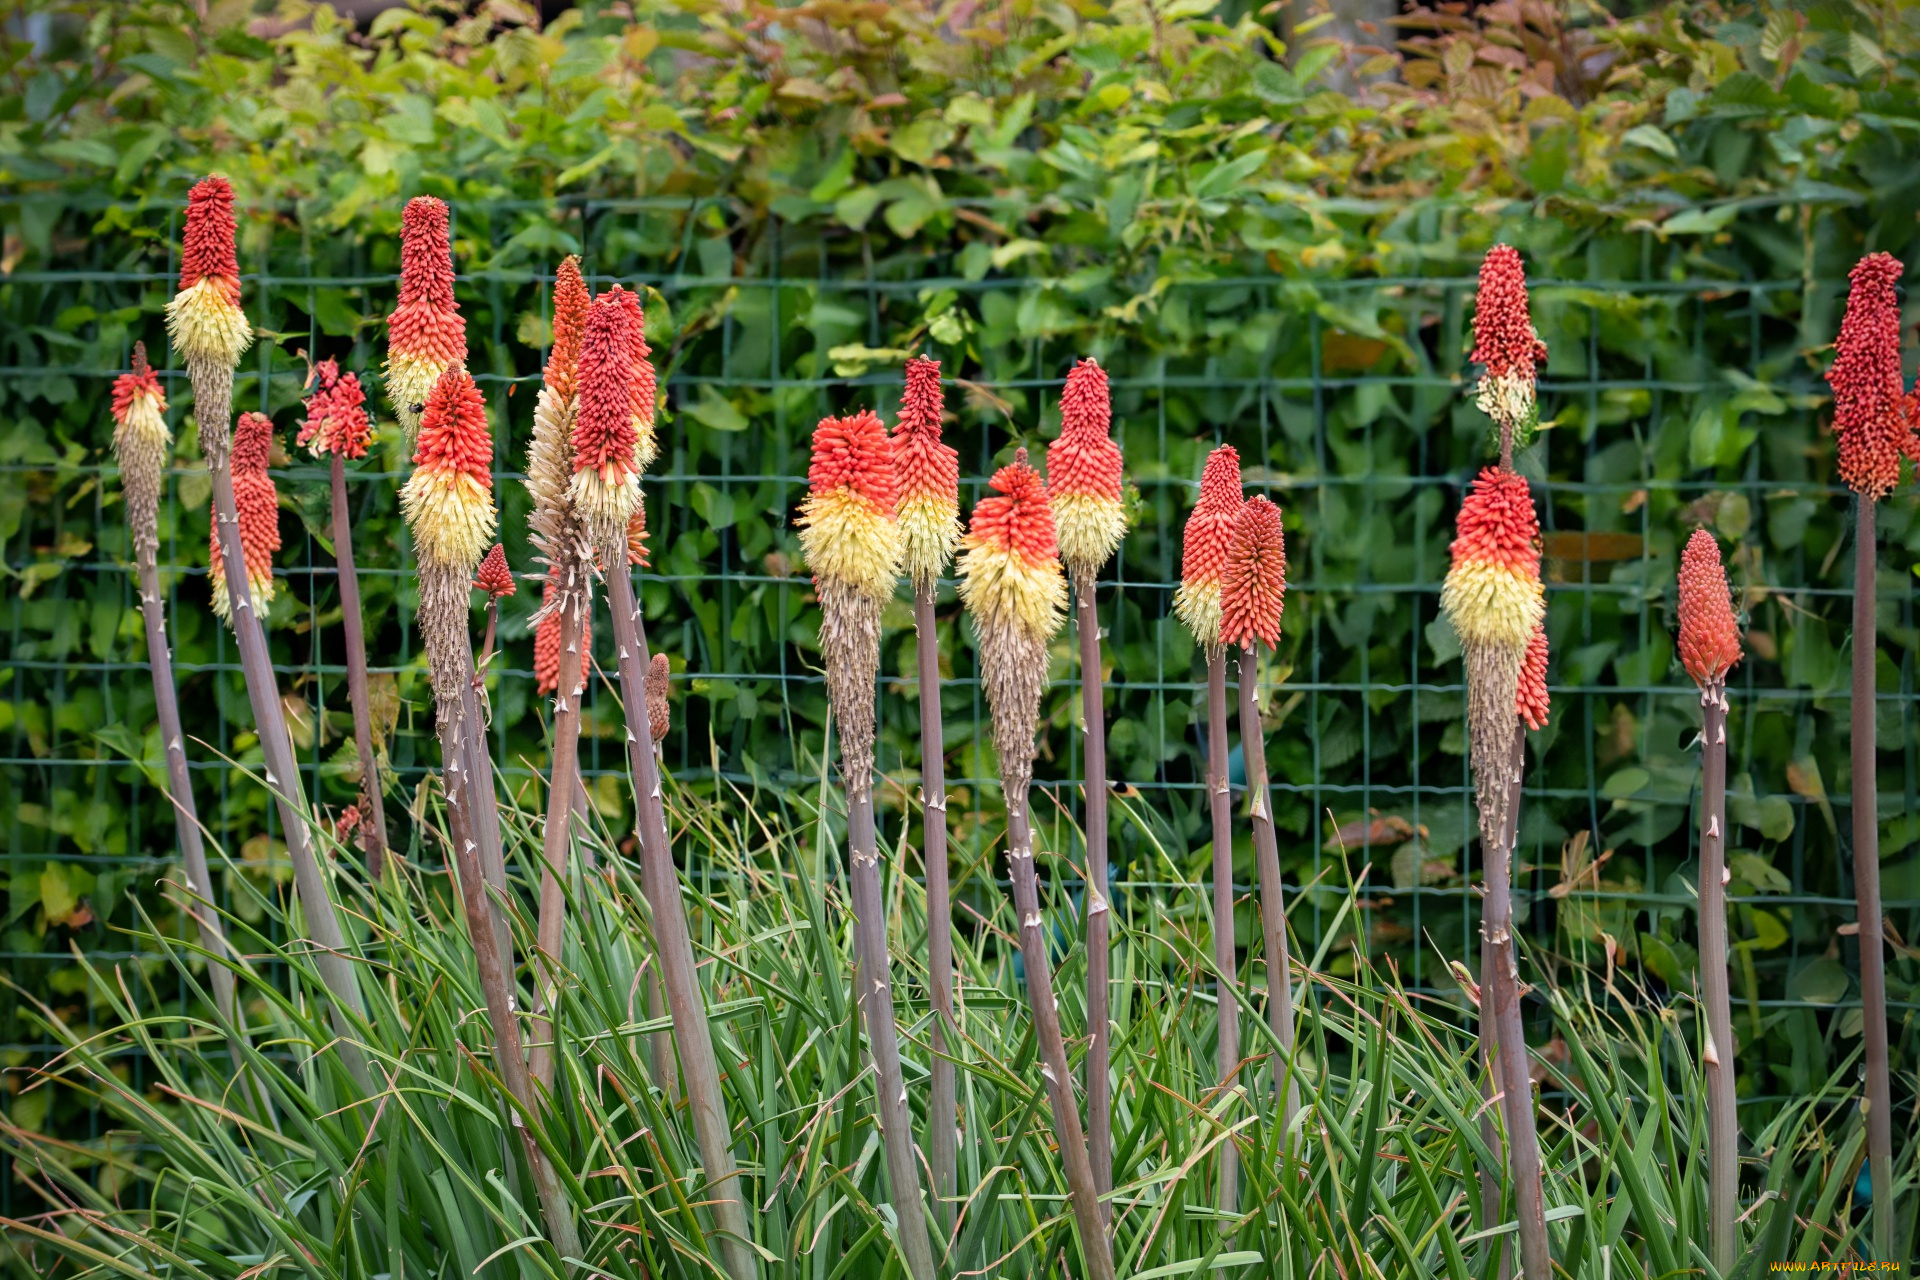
[1621,125,1678,160]
[685,387,748,433]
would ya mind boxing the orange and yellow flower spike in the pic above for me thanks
[1219,495,1286,653]
[570,287,645,546]
[111,343,170,560]
[385,196,467,439]
[529,257,595,679]
[1048,357,1126,585]
[208,411,281,624]
[893,356,961,592]
[165,176,252,375]
[610,285,660,471]
[958,448,1068,652]
[799,409,902,603]
[1440,465,1544,834]
[402,368,497,573]
[1172,445,1245,650]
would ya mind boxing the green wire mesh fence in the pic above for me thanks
[2,196,1917,1190]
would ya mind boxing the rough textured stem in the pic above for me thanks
[431,708,582,1264]
[1204,648,1239,1218]
[1483,722,1549,1278]
[329,454,388,878]
[1005,795,1117,1280]
[1074,576,1114,1217]
[913,586,957,1235]
[1477,922,1507,1280]
[1853,498,1893,1262]
[1235,650,1299,1132]
[208,457,369,1091]
[135,548,243,1049]
[848,787,938,1280]
[605,563,756,1280]
[1699,682,1737,1273]
[531,583,588,1097]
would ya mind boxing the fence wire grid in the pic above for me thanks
[3,197,1918,1186]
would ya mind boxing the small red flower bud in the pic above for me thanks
[180,175,241,300]
[1516,621,1550,731]
[475,543,516,598]
[1678,528,1742,686]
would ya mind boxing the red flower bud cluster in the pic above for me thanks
[298,359,373,459]
[1219,496,1287,652]
[1678,528,1742,686]
[1827,251,1918,501]
[475,543,516,598]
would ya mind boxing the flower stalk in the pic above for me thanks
[577,288,756,1280]
[1218,496,1300,1133]
[1048,356,1126,1213]
[525,256,594,1096]
[299,360,388,875]
[1825,250,1916,1260]
[891,354,964,1233]
[112,344,244,1049]
[959,449,1114,1280]
[799,406,937,1280]
[1173,443,1246,1216]
[1679,527,1743,1271]
[167,176,369,1089]
[401,366,580,1261]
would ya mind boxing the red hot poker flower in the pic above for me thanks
[1678,528,1742,686]
[1827,251,1918,501]
[401,368,497,571]
[956,447,1067,643]
[385,197,467,430]
[1172,445,1245,648]
[475,543,516,598]
[209,411,281,622]
[1220,496,1287,652]
[1516,620,1551,731]
[893,356,961,590]
[298,360,373,459]
[570,287,643,534]
[167,176,252,370]
[112,344,166,428]
[798,409,900,601]
[1048,356,1126,578]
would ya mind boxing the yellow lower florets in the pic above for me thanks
[1051,492,1127,580]
[401,466,498,571]
[569,465,641,547]
[799,489,903,602]
[384,351,456,432]
[165,280,252,369]
[957,541,1066,644]
[896,495,961,591]
[1440,559,1543,652]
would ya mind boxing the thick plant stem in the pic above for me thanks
[1476,925,1507,1280]
[209,460,370,1092]
[1204,647,1239,1218]
[1074,577,1114,1216]
[848,787,938,1280]
[431,708,583,1265]
[1853,498,1893,1261]
[1005,796,1117,1280]
[329,454,388,878]
[604,563,757,1280]
[913,586,957,1235]
[1235,650,1298,1132]
[135,548,244,1050]
[1698,681,1737,1273]
[1484,721,1549,1278]
[531,581,588,1097]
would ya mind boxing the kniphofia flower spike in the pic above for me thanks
[1048,357,1126,584]
[208,411,280,623]
[893,356,962,592]
[1172,445,1245,649]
